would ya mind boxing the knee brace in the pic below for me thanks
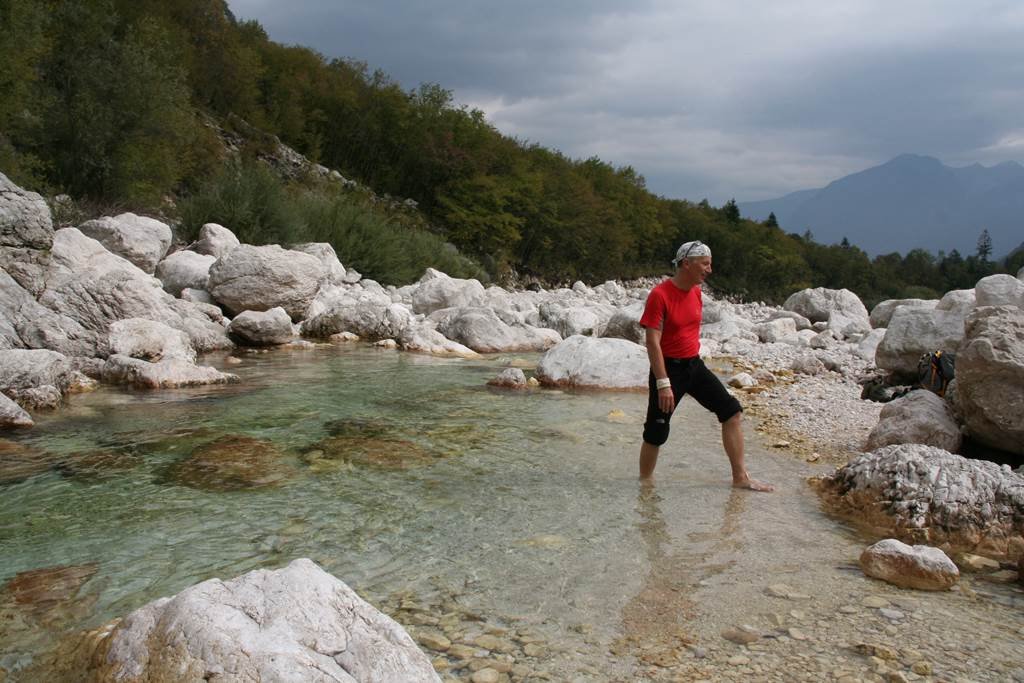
[642,417,670,446]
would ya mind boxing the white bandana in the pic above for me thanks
[672,240,711,266]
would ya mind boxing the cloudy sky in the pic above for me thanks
[229,0,1024,205]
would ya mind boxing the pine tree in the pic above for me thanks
[976,229,993,261]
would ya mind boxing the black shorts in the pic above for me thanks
[642,357,742,446]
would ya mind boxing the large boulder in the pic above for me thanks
[154,250,216,296]
[56,558,440,682]
[0,349,94,411]
[974,273,1024,308]
[0,171,53,251]
[108,318,196,363]
[602,301,645,344]
[536,301,606,338]
[956,306,1024,455]
[0,391,33,427]
[435,307,560,353]
[869,299,937,329]
[875,306,968,377]
[410,273,486,314]
[0,270,101,357]
[859,539,959,591]
[208,244,325,320]
[864,389,962,452]
[535,335,649,390]
[813,444,1024,559]
[753,318,799,345]
[936,288,975,315]
[77,213,172,274]
[39,229,231,354]
[228,307,294,346]
[291,242,347,285]
[101,355,237,389]
[398,323,479,358]
[783,287,869,324]
[190,222,240,258]
[302,301,413,341]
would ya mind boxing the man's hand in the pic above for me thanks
[658,387,675,413]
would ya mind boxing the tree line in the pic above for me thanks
[2,0,1020,304]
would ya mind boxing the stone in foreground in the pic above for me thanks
[47,558,440,682]
[813,444,1024,559]
[859,538,959,590]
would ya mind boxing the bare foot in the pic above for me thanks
[733,477,774,492]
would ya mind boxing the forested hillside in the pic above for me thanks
[1,0,1019,303]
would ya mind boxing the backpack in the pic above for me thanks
[917,350,955,396]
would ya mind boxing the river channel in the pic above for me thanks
[1,345,1022,681]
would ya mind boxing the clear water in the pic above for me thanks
[1,346,1022,681]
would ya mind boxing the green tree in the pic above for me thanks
[764,212,779,229]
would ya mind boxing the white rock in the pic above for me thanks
[869,299,938,329]
[435,307,560,353]
[39,228,231,354]
[77,213,172,274]
[208,244,325,320]
[537,301,606,338]
[228,307,294,346]
[0,270,100,357]
[817,444,1024,557]
[936,288,976,314]
[865,389,962,452]
[754,318,799,345]
[399,323,479,358]
[180,288,215,305]
[0,391,32,427]
[191,222,240,258]
[155,250,216,296]
[76,558,440,682]
[536,335,648,390]
[975,274,1024,308]
[602,301,646,344]
[792,352,826,375]
[410,274,486,314]
[784,287,869,325]
[875,306,968,377]
[0,349,80,409]
[854,328,887,362]
[860,539,959,590]
[291,242,347,285]
[728,372,756,388]
[956,305,1024,455]
[101,355,237,389]
[487,367,528,388]
[109,318,196,363]
[302,301,414,341]
[0,170,53,250]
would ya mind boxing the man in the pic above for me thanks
[638,240,773,491]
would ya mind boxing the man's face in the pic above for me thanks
[683,255,713,282]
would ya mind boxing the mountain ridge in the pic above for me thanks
[740,154,1024,258]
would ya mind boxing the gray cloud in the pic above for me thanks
[230,0,1024,203]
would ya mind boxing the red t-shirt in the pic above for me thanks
[639,279,702,358]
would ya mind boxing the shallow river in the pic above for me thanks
[1,346,1022,681]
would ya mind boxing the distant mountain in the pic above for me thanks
[740,154,1024,258]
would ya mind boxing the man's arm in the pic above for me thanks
[645,326,675,413]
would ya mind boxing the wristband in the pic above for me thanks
[656,378,671,391]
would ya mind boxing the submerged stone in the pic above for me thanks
[302,434,437,471]
[165,435,293,491]
[54,448,139,481]
[0,439,55,485]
